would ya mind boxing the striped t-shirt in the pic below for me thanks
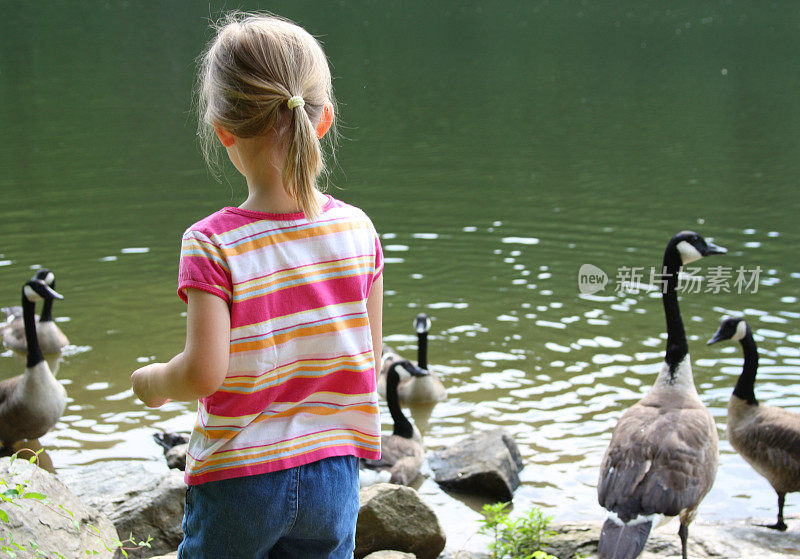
[177,195,383,485]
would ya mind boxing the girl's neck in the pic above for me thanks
[232,136,326,215]
[239,183,303,214]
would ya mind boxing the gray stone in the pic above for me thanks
[364,551,416,559]
[165,443,188,471]
[543,519,800,559]
[62,460,185,558]
[438,551,491,559]
[428,429,523,501]
[356,483,446,559]
[0,456,119,558]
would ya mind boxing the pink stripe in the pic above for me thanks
[230,276,367,328]
[208,368,374,417]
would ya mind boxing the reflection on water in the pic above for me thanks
[1,0,799,552]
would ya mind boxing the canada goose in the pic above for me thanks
[597,231,726,559]
[2,269,69,354]
[0,279,67,449]
[362,357,428,485]
[378,313,446,403]
[708,316,800,531]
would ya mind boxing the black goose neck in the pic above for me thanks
[22,291,44,369]
[40,297,54,322]
[733,330,759,405]
[417,332,428,370]
[662,246,688,372]
[387,368,414,439]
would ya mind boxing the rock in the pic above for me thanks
[149,554,177,559]
[165,443,188,471]
[428,429,523,501]
[356,483,446,559]
[438,551,491,559]
[543,519,800,559]
[62,460,185,558]
[364,551,416,559]
[0,456,119,558]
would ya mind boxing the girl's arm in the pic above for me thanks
[131,288,230,407]
[367,275,383,382]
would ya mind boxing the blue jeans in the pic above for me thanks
[178,455,359,559]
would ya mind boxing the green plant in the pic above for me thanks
[0,450,152,557]
[479,502,559,559]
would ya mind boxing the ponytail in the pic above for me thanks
[284,96,323,221]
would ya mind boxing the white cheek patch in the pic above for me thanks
[23,285,41,302]
[44,272,55,285]
[394,363,413,382]
[732,320,747,341]
[677,240,703,264]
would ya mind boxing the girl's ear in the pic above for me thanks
[316,102,334,140]
[214,124,236,148]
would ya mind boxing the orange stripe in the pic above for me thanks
[222,357,367,390]
[230,316,369,354]
[226,221,367,257]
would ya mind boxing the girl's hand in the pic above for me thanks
[131,363,171,408]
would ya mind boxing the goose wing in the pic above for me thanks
[598,401,718,522]
[734,405,800,488]
[0,375,21,409]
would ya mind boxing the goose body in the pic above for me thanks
[378,313,445,404]
[708,317,800,530]
[2,269,69,354]
[362,358,427,485]
[597,231,725,559]
[0,280,67,449]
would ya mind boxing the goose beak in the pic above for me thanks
[44,284,63,300]
[410,365,430,378]
[26,280,63,301]
[707,329,726,345]
[703,242,727,256]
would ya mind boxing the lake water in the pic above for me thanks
[1,1,799,552]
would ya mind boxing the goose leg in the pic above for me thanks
[758,492,788,531]
[756,493,787,532]
[678,523,688,559]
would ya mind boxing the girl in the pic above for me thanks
[131,12,383,558]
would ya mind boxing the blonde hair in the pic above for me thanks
[198,12,335,220]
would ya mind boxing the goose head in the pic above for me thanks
[414,313,431,335]
[30,269,58,323]
[387,359,430,385]
[23,279,63,305]
[707,316,749,345]
[32,268,56,288]
[668,231,727,266]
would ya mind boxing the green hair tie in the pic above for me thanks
[287,96,305,110]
